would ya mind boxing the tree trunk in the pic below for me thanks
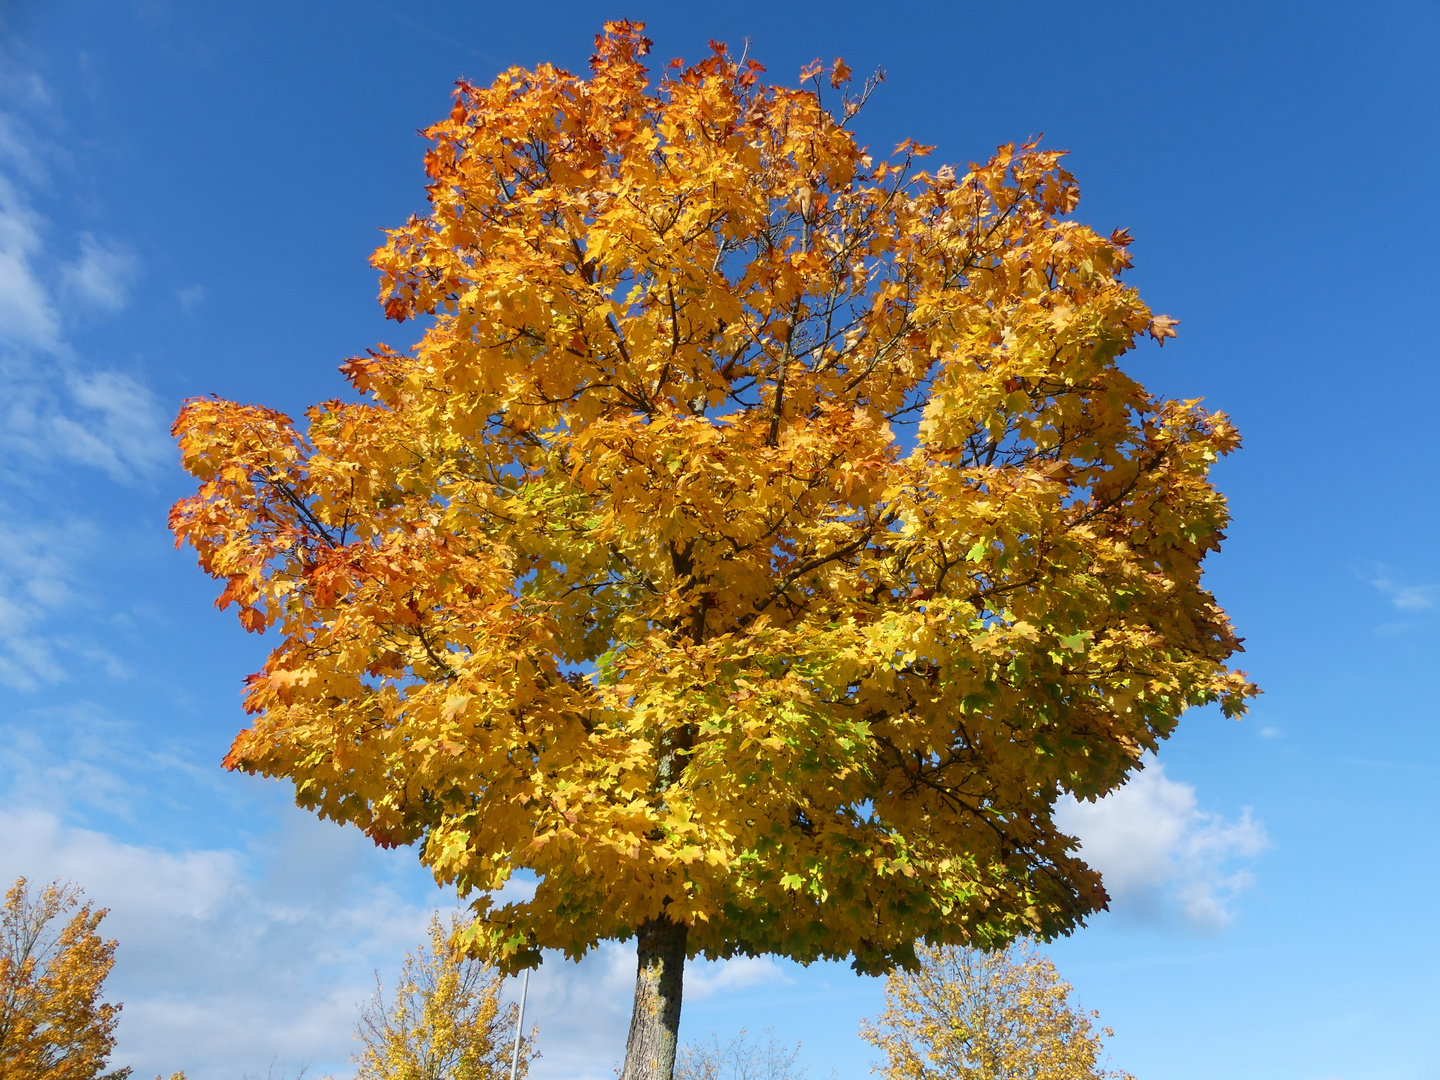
[619,916,688,1080]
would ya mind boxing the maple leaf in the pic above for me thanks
[1149,313,1181,344]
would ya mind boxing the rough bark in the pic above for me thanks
[619,916,688,1080]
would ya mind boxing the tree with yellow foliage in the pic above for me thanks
[171,20,1255,1080]
[0,878,130,1080]
[353,912,534,1080]
[862,940,1134,1080]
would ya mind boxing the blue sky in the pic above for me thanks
[0,1,1436,1078]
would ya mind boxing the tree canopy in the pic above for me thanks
[172,19,1253,979]
[353,912,533,1080]
[0,878,130,1080]
[863,939,1135,1080]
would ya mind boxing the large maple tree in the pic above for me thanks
[172,22,1255,1080]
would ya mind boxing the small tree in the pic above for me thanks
[0,877,130,1080]
[354,912,535,1080]
[862,941,1133,1080]
[171,20,1255,1080]
[676,1029,814,1080]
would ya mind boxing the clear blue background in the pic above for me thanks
[0,2,1436,1078]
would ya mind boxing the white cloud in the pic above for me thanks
[0,172,59,350]
[0,805,447,1080]
[1,702,170,824]
[0,111,49,184]
[178,283,204,311]
[0,515,133,691]
[0,804,750,1080]
[520,942,636,1080]
[1368,572,1436,612]
[0,516,86,689]
[1055,758,1267,930]
[685,955,791,1001]
[1,362,169,481]
[57,369,170,475]
[0,99,166,483]
[0,701,778,1080]
[62,233,138,313]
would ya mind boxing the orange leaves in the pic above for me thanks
[595,19,652,64]
[893,138,936,158]
[172,22,1254,977]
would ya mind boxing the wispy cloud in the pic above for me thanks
[0,91,166,484]
[1367,571,1436,612]
[1056,758,1267,930]
[685,955,792,1002]
[0,512,133,691]
[61,233,138,313]
[0,171,60,350]
[178,283,205,312]
[0,79,170,690]
[0,516,89,690]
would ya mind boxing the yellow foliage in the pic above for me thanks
[862,941,1134,1080]
[353,912,535,1080]
[0,878,131,1080]
[172,22,1256,974]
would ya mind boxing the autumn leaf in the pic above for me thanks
[1149,312,1181,343]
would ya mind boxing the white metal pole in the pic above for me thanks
[507,968,530,1080]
